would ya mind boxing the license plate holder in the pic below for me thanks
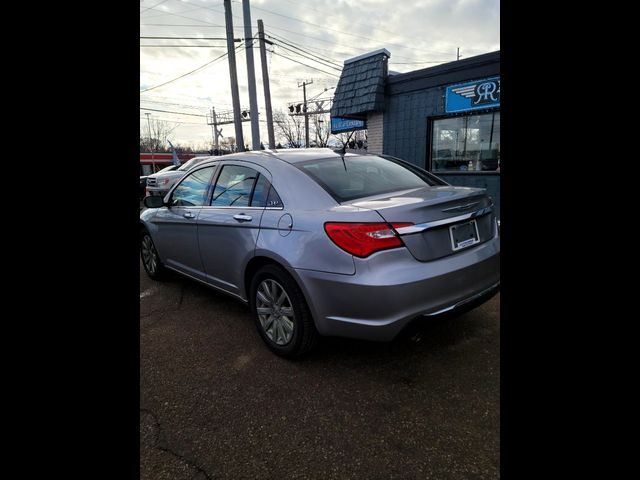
[450,219,480,251]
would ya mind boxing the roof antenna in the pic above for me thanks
[340,131,355,170]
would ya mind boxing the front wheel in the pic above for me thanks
[140,230,166,280]
[250,265,318,358]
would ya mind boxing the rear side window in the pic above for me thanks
[211,165,258,207]
[251,175,284,208]
[296,155,443,202]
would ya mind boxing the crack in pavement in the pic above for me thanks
[141,408,213,480]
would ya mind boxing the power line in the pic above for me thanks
[270,51,340,78]
[140,0,171,15]
[267,33,341,68]
[140,99,210,110]
[141,45,229,48]
[142,5,209,21]
[263,25,441,63]
[141,23,239,28]
[270,41,341,72]
[140,36,232,40]
[143,4,227,27]
[140,107,207,117]
[248,3,454,57]
[140,116,208,126]
[140,42,242,93]
[140,21,442,63]
[277,0,452,53]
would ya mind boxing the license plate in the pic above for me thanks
[450,220,480,251]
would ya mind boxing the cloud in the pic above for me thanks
[140,0,499,146]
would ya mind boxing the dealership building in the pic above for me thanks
[330,49,500,218]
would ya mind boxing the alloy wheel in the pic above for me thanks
[141,235,158,274]
[256,279,295,345]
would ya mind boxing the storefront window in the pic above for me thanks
[431,111,500,172]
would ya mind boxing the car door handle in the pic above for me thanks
[183,211,195,219]
[233,213,252,222]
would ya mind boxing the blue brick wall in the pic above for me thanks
[383,88,443,168]
[382,86,501,219]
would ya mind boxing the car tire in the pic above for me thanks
[140,229,167,280]
[250,265,318,358]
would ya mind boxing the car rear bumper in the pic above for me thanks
[293,235,500,341]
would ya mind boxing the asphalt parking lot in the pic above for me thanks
[140,260,500,479]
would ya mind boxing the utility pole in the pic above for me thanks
[298,79,312,148]
[145,112,156,173]
[257,19,275,149]
[211,107,220,151]
[242,0,260,151]
[457,47,461,61]
[223,0,245,151]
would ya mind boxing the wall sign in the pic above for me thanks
[330,116,367,134]
[445,76,500,113]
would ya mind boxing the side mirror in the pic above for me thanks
[143,195,166,208]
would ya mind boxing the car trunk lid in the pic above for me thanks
[347,186,496,261]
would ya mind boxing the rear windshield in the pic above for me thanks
[296,155,446,202]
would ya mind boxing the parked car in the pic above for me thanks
[140,148,500,358]
[145,156,212,198]
[140,164,179,200]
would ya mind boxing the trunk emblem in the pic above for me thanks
[442,201,480,213]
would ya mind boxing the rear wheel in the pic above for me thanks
[250,265,318,358]
[140,229,166,280]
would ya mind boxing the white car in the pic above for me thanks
[145,156,213,198]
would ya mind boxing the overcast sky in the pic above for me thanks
[140,0,500,148]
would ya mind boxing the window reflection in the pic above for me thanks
[432,112,500,172]
[211,165,258,207]
[171,166,215,207]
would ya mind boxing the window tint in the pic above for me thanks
[170,166,216,207]
[211,165,259,207]
[251,174,270,207]
[297,155,439,202]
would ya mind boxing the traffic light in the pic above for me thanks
[295,104,302,113]
[288,105,294,113]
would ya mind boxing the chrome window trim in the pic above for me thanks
[395,205,493,235]
[199,206,284,211]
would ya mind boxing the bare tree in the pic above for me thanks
[140,118,178,152]
[220,136,236,152]
[312,113,331,147]
[332,129,368,151]
[273,109,304,148]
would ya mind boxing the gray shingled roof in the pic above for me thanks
[330,50,389,119]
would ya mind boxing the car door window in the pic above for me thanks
[170,166,216,207]
[211,165,260,207]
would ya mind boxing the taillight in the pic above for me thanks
[324,222,413,258]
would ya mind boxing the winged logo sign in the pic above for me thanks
[445,76,500,113]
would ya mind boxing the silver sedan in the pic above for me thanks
[140,148,500,357]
